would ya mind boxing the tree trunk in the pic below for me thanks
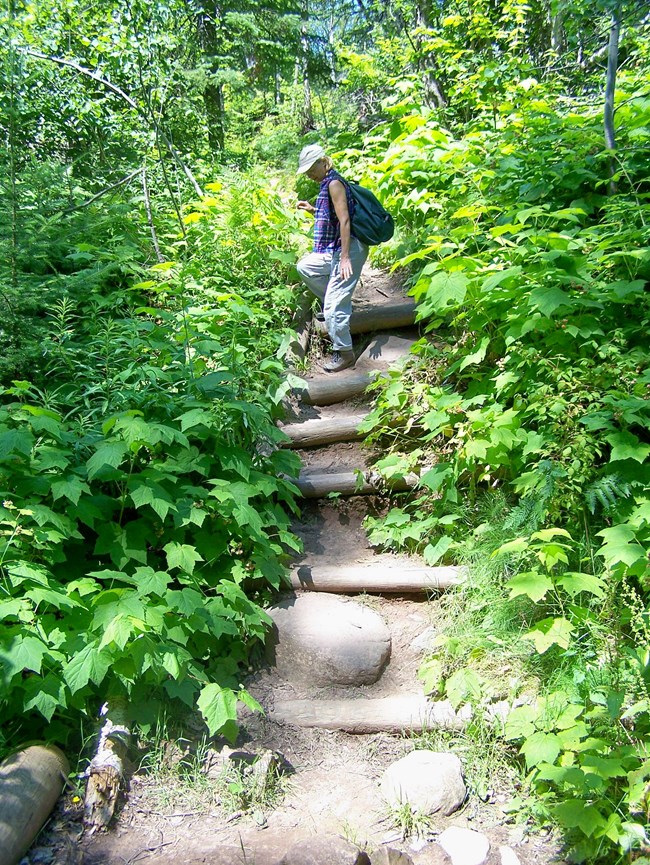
[604,4,621,195]
[290,563,464,593]
[195,9,226,154]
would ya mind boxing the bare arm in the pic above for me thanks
[329,179,353,280]
[297,200,315,214]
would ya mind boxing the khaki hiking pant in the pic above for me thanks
[296,237,368,351]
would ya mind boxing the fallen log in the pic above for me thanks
[280,413,369,448]
[270,696,470,733]
[290,563,464,593]
[84,696,130,832]
[293,469,419,498]
[0,744,69,865]
[314,299,417,337]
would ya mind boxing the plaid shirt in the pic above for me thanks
[313,170,355,253]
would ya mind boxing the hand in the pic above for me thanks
[339,254,353,280]
[297,200,314,214]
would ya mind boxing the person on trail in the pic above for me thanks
[295,144,368,373]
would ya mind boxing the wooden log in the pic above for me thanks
[295,370,376,406]
[314,299,417,337]
[293,470,419,498]
[84,696,130,832]
[270,696,470,733]
[290,563,464,593]
[280,413,369,448]
[0,744,69,865]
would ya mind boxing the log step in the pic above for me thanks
[314,298,417,336]
[270,696,471,733]
[290,563,464,593]
[280,413,369,448]
[293,469,419,498]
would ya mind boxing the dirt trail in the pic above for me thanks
[28,265,563,865]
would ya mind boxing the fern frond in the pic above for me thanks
[585,473,632,515]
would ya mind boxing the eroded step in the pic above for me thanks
[289,562,464,593]
[270,696,470,733]
[294,334,415,406]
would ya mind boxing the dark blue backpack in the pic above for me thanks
[348,182,394,246]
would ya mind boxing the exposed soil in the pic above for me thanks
[24,263,566,865]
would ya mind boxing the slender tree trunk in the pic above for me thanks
[604,4,621,195]
[195,9,226,154]
[7,0,18,291]
[300,1,313,132]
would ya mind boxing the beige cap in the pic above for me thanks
[297,144,326,174]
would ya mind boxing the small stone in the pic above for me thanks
[281,835,371,865]
[370,847,414,864]
[30,850,55,865]
[268,594,391,686]
[411,626,437,653]
[438,827,490,865]
[380,751,466,817]
[411,844,453,865]
[499,847,521,865]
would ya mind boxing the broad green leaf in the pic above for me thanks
[423,535,453,565]
[524,617,574,653]
[505,704,538,741]
[459,337,490,371]
[197,683,238,737]
[422,270,469,310]
[0,428,34,459]
[445,667,482,708]
[506,570,553,602]
[556,572,605,599]
[164,542,204,574]
[0,634,49,680]
[86,441,129,479]
[63,643,111,692]
[606,431,650,464]
[99,615,135,650]
[528,286,574,317]
[419,464,452,491]
[51,476,90,505]
[521,731,561,769]
[553,800,605,837]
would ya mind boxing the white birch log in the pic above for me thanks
[314,299,417,336]
[84,696,130,831]
[280,413,369,448]
[293,469,419,498]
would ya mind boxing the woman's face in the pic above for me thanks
[306,158,329,182]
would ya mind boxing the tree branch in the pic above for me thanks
[60,168,143,214]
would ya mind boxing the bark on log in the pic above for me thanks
[290,563,464,593]
[0,744,69,865]
[293,470,419,498]
[84,696,130,832]
[314,299,417,336]
[280,413,369,448]
[270,696,470,733]
[296,371,377,406]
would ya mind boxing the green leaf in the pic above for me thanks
[423,535,453,565]
[606,431,650,464]
[528,286,574,317]
[86,441,129,479]
[0,634,49,680]
[197,683,238,737]
[164,542,204,574]
[555,572,605,599]
[521,731,561,769]
[63,642,111,692]
[459,337,490,371]
[524,617,574,653]
[418,463,452,492]
[506,570,552,602]
[420,270,469,311]
[505,704,538,741]
[553,800,605,837]
[51,476,91,505]
[445,667,482,708]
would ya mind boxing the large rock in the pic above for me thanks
[281,835,371,865]
[379,751,465,817]
[412,845,453,865]
[438,827,490,865]
[267,593,391,686]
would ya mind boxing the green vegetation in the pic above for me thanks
[1,0,649,859]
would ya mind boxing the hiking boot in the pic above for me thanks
[323,349,355,373]
[314,310,325,322]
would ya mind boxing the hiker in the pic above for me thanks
[295,144,368,373]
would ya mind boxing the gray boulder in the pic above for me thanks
[379,751,465,817]
[438,827,491,865]
[267,593,391,686]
